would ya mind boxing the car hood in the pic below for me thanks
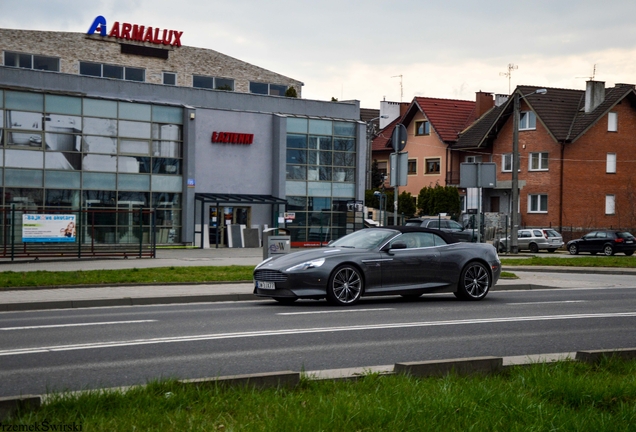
[255,247,368,270]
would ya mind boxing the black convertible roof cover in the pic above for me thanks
[370,226,460,244]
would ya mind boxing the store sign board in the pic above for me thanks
[22,214,76,243]
[87,16,183,47]
[211,132,254,145]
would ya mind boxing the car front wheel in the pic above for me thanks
[604,245,615,256]
[327,265,363,306]
[455,261,490,301]
[529,243,539,253]
[568,244,579,255]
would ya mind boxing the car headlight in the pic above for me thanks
[255,257,274,269]
[286,258,325,272]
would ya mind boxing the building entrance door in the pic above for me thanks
[209,206,251,246]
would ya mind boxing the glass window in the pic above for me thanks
[119,102,151,121]
[163,72,176,86]
[118,174,150,191]
[84,118,118,136]
[82,172,116,189]
[502,153,513,172]
[119,120,151,139]
[151,175,182,192]
[286,165,306,180]
[334,138,354,151]
[249,82,268,94]
[415,121,430,136]
[607,153,616,173]
[102,64,123,79]
[605,195,615,215]
[120,140,150,155]
[45,171,80,189]
[79,62,101,77]
[269,84,287,96]
[334,122,356,137]
[309,119,332,135]
[287,149,306,164]
[528,194,548,213]
[83,136,117,154]
[152,106,183,125]
[83,99,118,118]
[45,95,82,115]
[519,111,536,130]
[5,169,43,187]
[82,154,117,172]
[408,159,417,175]
[287,134,307,149]
[5,187,43,205]
[425,158,440,174]
[5,91,43,111]
[118,156,149,173]
[529,152,549,170]
[286,181,307,195]
[33,55,60,71]
[608,112,617,132]
[332,182,355,197]
[308,182,331,197]
[333,152,355,167]
[287,117,308,134]
[5,150,43,168]
[152,158,180,174]
[45,151,81,170]
[215,78,234,91]
[125,67,145,82]
[152,141,181,158]
[45,189,80,207]
[193,75,214,89]
[287,196,307,211]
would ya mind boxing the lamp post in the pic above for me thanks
[373,190,386,226]
[511,88,546,253]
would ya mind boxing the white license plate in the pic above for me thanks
[627,241,634,244]
[256,281,275,290]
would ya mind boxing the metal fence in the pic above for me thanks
[0,205,157,261]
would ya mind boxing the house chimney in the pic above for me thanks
[495,94,509,107]
[475,91,494,118]
[585,80,605,113]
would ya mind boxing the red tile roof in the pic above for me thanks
[409,97,476,143]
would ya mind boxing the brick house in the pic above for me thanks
[454,81,636,237]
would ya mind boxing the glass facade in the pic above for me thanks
[285,117,357,243]
[0,90,183,244]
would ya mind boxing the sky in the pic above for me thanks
[3,0,636,108]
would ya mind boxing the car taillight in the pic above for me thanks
[615,238,625,243]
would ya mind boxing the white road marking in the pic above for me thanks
[277,308,395,316]
[0,320,157,331]
[1,312,635,357]
[506,301,587,306]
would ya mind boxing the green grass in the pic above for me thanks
[0,266,255,289]
[6,357,636,431]
[500,255,636,268]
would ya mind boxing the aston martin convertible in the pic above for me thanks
[253,226,501,306]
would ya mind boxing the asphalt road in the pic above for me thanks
[1,284,635,397]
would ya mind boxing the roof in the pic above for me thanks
[405,97,476,143]
[371,116,402,152]
[454,83,636,149]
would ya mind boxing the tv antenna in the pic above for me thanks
[499,63,518,95]
[392,75,403,102]
[576,64,597,81]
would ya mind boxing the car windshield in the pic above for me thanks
[544,229,560,237]
[329,229,398,249]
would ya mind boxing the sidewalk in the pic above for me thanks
[1,248,636,312]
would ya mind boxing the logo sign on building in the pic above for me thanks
[87,16,183,47]
[211,132,254,145]
[22,215,76,243]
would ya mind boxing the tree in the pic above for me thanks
[417,184,461,217]
[370,160,385,189]
[285,86,298,98]
[398,191,417,218]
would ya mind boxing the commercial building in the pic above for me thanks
[0,23,366,247]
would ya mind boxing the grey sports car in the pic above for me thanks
[253,226,501,306]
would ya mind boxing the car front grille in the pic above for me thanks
[254,269,288,282]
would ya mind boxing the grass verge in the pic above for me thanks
[499,255,636,268]
[6,357,636,431]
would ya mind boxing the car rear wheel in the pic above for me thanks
[327,265,363,306]
[604,245,615,256]
[625,251,634,256]
[529,243,539,253]
[455,261,490,301]
[568,244,579,255]
[273,297,298,304]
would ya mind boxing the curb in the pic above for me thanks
[1,349,633,421]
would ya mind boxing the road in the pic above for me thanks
[1,284,635,397]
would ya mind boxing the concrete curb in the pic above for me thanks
[1,348,633,421]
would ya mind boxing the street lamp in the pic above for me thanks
[373,190,387,226]
[366,115,389,189]
[510,88,547,253]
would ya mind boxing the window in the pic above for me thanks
[163,72,176,85]
[529,152,549,171]
[193,75,235,91]
[425,158,440,174]
[466,155,482,163]
[606,195,615,215]
[79,62,145,82]
[519,111,536,130]
[249,82,288,96]
[408,159,417,175]
[4,51,60,72]
[415,121,430,136]
[607,153,616,173]
[608,112,617,132]
[528,194,548,213]
[502,153,513,172]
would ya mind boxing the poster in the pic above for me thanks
[22,214,76,242]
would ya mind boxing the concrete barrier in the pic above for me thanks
[394,356,503,377]
[576,348,636,363]
[179,371,300,389]
[0,395,40,421]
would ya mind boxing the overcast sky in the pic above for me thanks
[3,0,636,108]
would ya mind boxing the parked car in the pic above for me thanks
[566,231,636,256]
[253,226,501,306]
[404,218,476,242]
[497,228,562,253]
